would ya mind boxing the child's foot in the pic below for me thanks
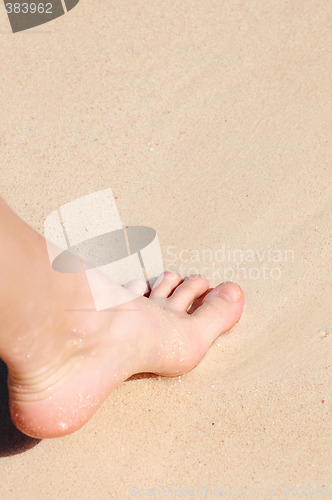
[5,267,244,438]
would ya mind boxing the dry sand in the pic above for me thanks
[0,1,331,498]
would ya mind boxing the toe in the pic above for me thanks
[150,272,183,299]
[167,274,210,311]
[192,282,244,349]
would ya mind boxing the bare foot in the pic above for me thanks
[1,220,244,439]
[0,197,243,438]
[5,269,243,438]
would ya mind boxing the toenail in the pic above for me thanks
[219,282,242,303]
[189,274,208,281]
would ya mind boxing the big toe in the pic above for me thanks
[192,281,244,349]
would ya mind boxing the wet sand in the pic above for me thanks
[0,1,331,498]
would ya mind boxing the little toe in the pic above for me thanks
[150,272,183,299]
[192,281,244,348]
[167,274,210,311]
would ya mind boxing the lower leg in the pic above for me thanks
[0,197,93,368]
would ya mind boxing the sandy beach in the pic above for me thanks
[0,1,331,498]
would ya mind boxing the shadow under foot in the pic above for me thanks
[0,359,40,457]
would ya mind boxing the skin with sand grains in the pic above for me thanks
[0,198,244,438]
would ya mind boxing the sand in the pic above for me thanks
[0,1,331,498]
